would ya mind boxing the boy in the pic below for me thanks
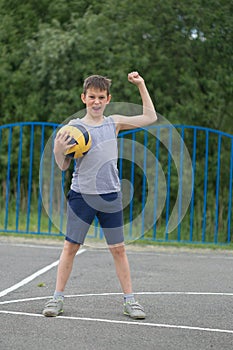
[43,71,157,319]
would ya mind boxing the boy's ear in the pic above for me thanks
[81,93,86,104]
[106,94,112,104]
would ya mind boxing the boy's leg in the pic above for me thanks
[97,192,145,319]
[43,240,80,317]
[55,240,81,292]
[109,244,146,319]
[108,244,132,294]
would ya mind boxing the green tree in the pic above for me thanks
[0,0,232,130]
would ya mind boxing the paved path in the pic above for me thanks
[0,238,233,350]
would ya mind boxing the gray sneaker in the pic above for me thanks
[43,299,64,317]
[124,301,146,319]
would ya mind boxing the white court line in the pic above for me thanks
[0,249,86,298]
[1,291,233,305]
[0,310,233,335]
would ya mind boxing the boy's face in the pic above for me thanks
[81,88,111,118]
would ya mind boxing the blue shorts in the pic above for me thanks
[66,190,124,246]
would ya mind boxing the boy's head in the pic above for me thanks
[83,75,112,96]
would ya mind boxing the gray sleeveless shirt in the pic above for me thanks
[68,116,121,194]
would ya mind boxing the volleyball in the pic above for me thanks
[59,124,92,159]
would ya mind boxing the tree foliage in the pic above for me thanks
[0,0,232,129]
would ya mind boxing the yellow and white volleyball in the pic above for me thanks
[59,124,92,159]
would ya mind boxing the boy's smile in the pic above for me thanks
[81,88,111,120]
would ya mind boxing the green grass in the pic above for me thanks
[1,201,232,250]
[1,231,233,251]
[0,231,65,241]
[127,238,233,251]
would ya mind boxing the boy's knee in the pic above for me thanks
[109,244,126,258]
[63,240,80,256]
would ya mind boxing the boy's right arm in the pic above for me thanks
[53,131,72,171]
[113,72,157,134]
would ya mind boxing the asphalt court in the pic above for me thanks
[0,238,233,350]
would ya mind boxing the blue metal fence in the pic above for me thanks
[0,122,232,244]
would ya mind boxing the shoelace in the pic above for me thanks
[126,302,144,311]
[45,299,62,307]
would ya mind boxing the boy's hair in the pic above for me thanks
[83,75,112,96]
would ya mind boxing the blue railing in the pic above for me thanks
[0,122,232,245]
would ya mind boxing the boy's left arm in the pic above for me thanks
[113,72,157,133]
